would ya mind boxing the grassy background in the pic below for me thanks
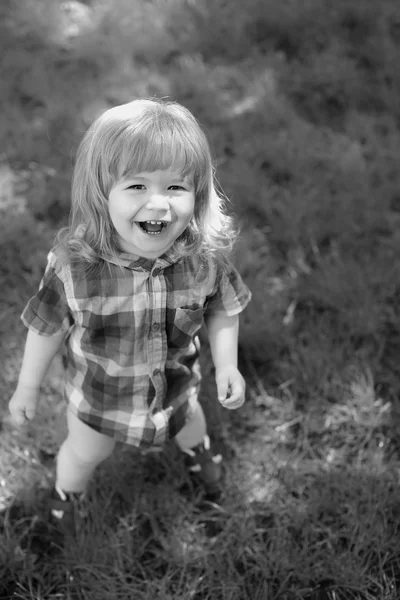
[1,0,400,598]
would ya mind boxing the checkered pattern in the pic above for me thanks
[22,247,251,449]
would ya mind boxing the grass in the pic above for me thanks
[1,0,400,597]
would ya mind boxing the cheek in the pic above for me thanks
[108,205,119,226]
[109,198,131,221]
[179,208,195,226]
[184,197,196,219]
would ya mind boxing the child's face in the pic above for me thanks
[108,169,196,259]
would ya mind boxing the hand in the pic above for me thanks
[9,385,40,426]
[215,365,246,410]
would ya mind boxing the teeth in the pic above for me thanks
[137,220,169,235]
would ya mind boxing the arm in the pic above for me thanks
[204,313,246,410]
[9,328,65,424]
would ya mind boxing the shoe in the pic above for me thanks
[182,435,223,500]
[48,485,85,537]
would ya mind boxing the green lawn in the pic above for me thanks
[1,0,400,598]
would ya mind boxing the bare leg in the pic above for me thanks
[175,399,207,451]
[175,398,223,498]
[56,408,116,493]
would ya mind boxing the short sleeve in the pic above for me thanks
[205,259,252,317]
[21,250,72,336]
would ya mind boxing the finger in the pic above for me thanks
[220,400,244,410]
[220,394,245,410]
[231,379,245,399]
[220,381,245,408]
[224,381,244,403]
[24,407,36,421]
[10,411,29,426]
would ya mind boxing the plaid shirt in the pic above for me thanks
[22,246,251,448]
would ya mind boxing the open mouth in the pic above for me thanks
[137,221,169,235]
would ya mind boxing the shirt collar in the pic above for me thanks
[76,225,182,271]
[103,246,181,271]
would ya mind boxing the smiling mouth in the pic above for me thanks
[137,221,169,235]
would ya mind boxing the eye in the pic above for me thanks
[168,185,186,191]
[127,184,145,190]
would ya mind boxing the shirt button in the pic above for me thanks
[152,269,159,277]
[153,368,161,376]
[152,322,160,332]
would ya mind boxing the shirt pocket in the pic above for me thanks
[168,307,205,348]
[79,311,136,356]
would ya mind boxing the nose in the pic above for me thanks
[146,192,170,211]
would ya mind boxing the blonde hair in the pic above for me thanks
[58,98,237,274]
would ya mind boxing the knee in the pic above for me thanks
[62,435,115,467]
